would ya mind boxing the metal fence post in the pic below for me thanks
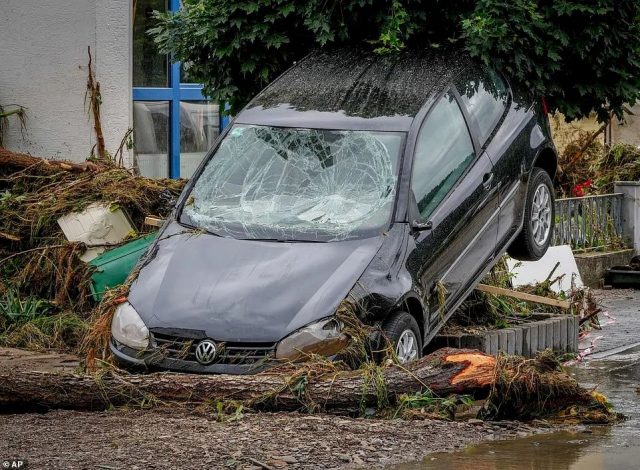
[614,182,640,253]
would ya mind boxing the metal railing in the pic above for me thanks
[552,193,625,251]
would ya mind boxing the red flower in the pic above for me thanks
[572,185,584,197]
[571,180,592,197]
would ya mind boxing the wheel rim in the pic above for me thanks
[531,183,552,246]
[396,329,419,364]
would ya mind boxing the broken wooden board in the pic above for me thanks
[476,284,571,309]
[144,216,165,228]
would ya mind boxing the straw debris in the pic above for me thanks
[0,149,184,354]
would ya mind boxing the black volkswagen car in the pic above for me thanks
[111,48,557,373]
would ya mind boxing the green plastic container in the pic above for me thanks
[89,233,157,301]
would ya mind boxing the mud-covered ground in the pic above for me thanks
[0,408,555,469]
[6,286,633,470]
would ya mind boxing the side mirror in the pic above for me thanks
[411,220,433,232]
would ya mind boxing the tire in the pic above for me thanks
[381,311,422,364]
[508,168,555,261]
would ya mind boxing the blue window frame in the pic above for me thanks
[132,0,229,178]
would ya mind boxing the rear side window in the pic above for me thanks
[456,68,509,146]
[412,92,475,220]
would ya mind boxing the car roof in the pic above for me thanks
[236,47,473,132]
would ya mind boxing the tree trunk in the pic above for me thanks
[0,147,102,174]
[0,349,496,411]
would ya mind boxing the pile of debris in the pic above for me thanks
[0,149,184,350]
[555,127,640,197]
[450,256,600,336]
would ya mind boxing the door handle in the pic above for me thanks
[482,172,494,190]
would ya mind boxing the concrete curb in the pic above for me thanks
[433,313,579,358]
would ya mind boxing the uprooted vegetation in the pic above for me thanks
[553,119,640,198]
[0,148,184,354]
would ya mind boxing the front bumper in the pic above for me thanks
[110,337,275,375]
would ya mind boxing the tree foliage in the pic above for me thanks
[151,0,640,120]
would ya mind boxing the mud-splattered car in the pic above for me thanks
[111,48,557,374]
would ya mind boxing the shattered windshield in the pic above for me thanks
[181,125,403,242]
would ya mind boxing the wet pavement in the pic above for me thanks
[393,289,640,470]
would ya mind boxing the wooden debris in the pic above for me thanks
[144,216,165,228]
[476,284,571,309]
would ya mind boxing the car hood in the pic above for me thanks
[128,224,384,343]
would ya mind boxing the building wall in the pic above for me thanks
[0,0,132,163]
[612,103,640,147]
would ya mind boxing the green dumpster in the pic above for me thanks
[89,233,157,301]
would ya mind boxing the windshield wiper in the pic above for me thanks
[240,237,328,243]
[177,219,225,238]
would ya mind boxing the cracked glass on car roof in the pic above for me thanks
[181,125,403,242]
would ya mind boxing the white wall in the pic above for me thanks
[0,0,132,163]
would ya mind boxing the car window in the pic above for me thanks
[456,67,509,146]
[412,92,475,220]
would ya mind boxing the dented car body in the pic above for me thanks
[111,48,557,374]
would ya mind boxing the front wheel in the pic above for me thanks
[508,168,555,261]
[381,311,422,364]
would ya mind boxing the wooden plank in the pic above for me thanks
[144,216,165,228]
[476,284,571,309]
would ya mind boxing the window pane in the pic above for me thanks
[180,101,220,178]
[133,101,170,178]
[456,68,508,146]
[133,0,168,87]
[412,93,475,219]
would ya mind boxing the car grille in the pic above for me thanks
[150,331,276,366]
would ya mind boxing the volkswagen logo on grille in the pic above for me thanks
[195,339,217,365]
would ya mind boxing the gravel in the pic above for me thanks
[0,408,555,469]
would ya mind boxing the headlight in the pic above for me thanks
[111,301,149,350]
[275,317,348,362]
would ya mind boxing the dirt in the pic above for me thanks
[0,408,556,469]
[0,347,79,373]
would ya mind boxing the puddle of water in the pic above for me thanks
[394,345,640,470]
[396,428,639,470]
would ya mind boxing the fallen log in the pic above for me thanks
[0,147,101,174]
[0,349,492,411]
[0,348,605,420]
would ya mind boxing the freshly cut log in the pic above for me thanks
[0,349,494,411]
[0,348,596,418]
[0,147,101,174]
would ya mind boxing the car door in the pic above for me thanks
[407,90,500,331]
[454,67,523,249]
